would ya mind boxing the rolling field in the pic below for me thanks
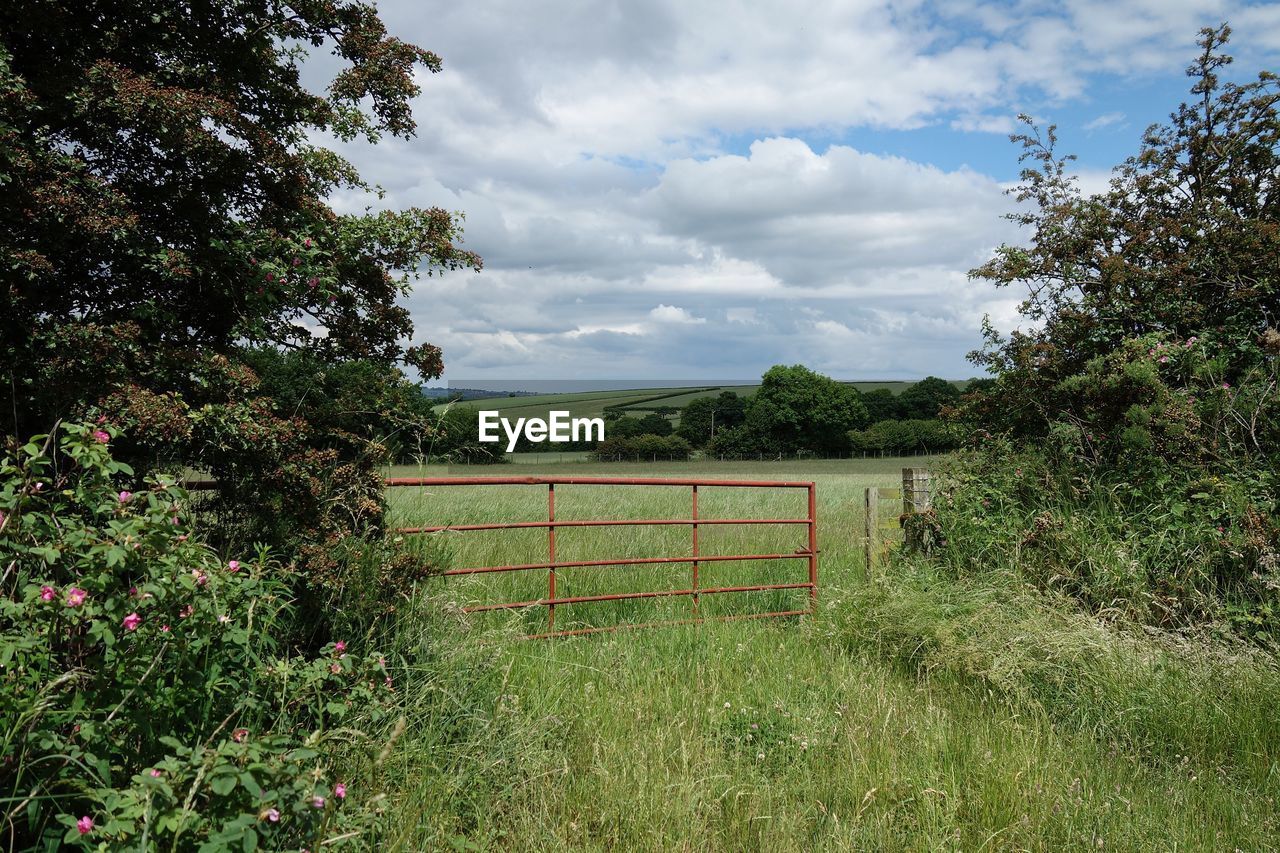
[373,458,1280,850]
[429,379,963,421]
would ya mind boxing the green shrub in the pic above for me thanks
[1,424,398,849]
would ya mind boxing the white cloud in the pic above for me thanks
[649,304,707,324]
[315,1,1280,380]
[1084,111,1127,131]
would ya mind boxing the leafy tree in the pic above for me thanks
[609,416,647,439]
[954,25,1280,632]
[744,365,868,454]
[848,419,961,455]
[861,388,904,422]
[968,24,1279,465]
[0,2,479,632]
[677,392,746,446]
[897,376,961,420]
[637,412,674,437]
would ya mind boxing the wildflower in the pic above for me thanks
[756,752,765,761]
[292,257,300,266]
[308,277,318,288]
[378,656,386,668]
[724,702,731,709]
[311,795,326,809]
[192,569,207,586]
[40,585,56,602]
[118,490,132,502]
[227,560,240,573]
[179,604,194,618]
[232,728,249,743]
[800,740,809,751]
[751,723,759,730]
[66,588,87,607]
[384,676,394,689]
[329,663,341,674]
[265,808,280,823]
[334,782,346,799]
[34,482,43,491]
[1159,355,1169,363]
[1222,382,1231,389]
[265,272,274,282]
[160,624,170,632]
[334,640,346,654]
[150,768,162,778]
[123,612,142,631]
[218,614,230,623]
[93,430,110,444]
[76,816,94,835]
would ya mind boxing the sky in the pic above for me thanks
[322,1,1280,384]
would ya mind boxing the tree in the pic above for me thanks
[745,365,869,454]
[677,392,747,446]
[897,377,961,420]
[637,412,674,437]
[861,388,904,422]
[0,2,480,632]
[968,24,1280,464]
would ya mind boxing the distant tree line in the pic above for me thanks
[423,369,974,463]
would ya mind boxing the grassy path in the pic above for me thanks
[377,460,1280,850]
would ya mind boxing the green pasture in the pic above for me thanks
[369,457,1280,850]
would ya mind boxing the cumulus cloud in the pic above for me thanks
[649,304,707,324]
[315,1,1280,381]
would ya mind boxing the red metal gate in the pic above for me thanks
[388,476,818,639]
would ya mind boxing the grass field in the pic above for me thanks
[370,458,1280,850]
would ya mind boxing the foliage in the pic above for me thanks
[968,25,1278,469]
[591,434,693,461]
[847,419,961,456]
[0,424,399,848]
[0,1,478,637]
[952,26,1280,634]
[424,406,508,464]
[676,392,747,447]
[743,365,869,454]
[859,388,903,423]
[921,442,1280,635]
[636,413,675,437]
[895,377,961,420]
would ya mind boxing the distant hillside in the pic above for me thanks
[421,387,542,402]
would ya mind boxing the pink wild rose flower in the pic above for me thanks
[123,612,142,631]
[40,585,56,602]
[66,588,87,607]
[76,816,94,834]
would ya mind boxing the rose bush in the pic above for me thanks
[1,424,399,848]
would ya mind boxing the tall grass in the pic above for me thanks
[348,458,1280,850]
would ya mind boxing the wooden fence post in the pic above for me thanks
[863,486,879,576]
[902,468,931,551]
[902,467,932,514]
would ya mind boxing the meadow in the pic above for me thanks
[369,458,1280,850]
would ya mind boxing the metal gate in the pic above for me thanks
[389,476,818,639]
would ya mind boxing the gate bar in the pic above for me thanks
[386,476,814,488]
[442,551,811,576]
[399,517,811,533]
[464,581,815,612]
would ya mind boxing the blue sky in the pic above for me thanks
[323,1,1280,384]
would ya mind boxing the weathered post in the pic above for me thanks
[902,467,932,513]
[863,486,879,576]
[901,467,931,551]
